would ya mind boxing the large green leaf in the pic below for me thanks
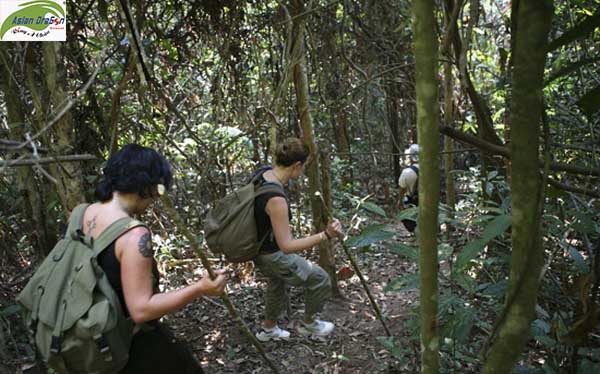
[397,206,418,220]
[360,201,387,217]
[455,214,511,269]
[440,307,476,343]
[390,243,418,261]
[345,224,394,248]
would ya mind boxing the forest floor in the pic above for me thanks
[2,218,421,374]
[164,218,420,374]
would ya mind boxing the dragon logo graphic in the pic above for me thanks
[0,1,65,39]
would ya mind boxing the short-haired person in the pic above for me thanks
[397,144,419,233]
[252,138,343,341]
[85,144,228,373]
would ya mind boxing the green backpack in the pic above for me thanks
[204,172,284,263]
[17,203,146,374]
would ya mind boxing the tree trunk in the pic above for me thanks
[0,43,55,256]
[320,6,352,185]
[443,61,456,230]
[413,0,441,372]
[43,42,84,213]
[289,0,335,280]
[319,149,341,298]
[482,1,553,372]
[386,83,402,185]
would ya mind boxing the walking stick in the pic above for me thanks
[316,192,392,337]
[160,192,280,374]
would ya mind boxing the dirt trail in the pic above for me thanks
[167,220,419,373]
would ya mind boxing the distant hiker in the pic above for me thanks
[252,137,343,341]
[20,144,228,374]
[397,144,419,233]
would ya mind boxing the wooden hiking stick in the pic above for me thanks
[315,193,392,337]
[160,193,280,374]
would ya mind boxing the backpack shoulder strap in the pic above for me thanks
[255,182,286,198]
[249,166,273,184]
[409,165,419,176]
[92,217,147,256]
[66,203,91,241]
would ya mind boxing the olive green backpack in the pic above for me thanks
[17,203,146,374]
[204,172,284,263]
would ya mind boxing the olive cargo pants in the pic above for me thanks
[254,251,331,321]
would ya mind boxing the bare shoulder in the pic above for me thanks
[116,226,153,259]
[266,196,288,212]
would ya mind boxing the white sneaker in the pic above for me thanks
[256,326,291,342]
[297,319,335,337]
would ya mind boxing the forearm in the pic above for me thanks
[128,283,203,323]
[279,232,328,254]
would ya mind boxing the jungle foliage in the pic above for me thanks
[1,0,599,373]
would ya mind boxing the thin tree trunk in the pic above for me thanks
[482,1,553,372]
[289,0,335,284]
[319,149,341,298]
[413,0,441,372]
[443,62,456,229]
[321,6,352,185]
[386,83,402,184]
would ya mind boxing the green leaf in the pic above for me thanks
[579,359,600,374]
[397,206,418,220]
[455,214,511,269]
[386,273,419,292]
[438,243,453,261]
[390,243,418,261]
[440,307,476,343]
[478,279,508,298]
[0,304,21,317]
[346,224,394,248]
[360,201,387,217]
[376,336,407,360]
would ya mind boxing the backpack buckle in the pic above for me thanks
[50,336,62,354]
[29,318,37,335]
[93,334,113,361]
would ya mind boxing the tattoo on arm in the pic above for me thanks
[137,233,153,258]
[86,216,97,232]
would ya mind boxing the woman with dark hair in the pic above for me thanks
[253,138,343,342]
[84,144,227,373]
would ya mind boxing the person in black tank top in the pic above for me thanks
[87,144,228,373]
[252,138,343,342]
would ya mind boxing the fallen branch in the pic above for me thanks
[316,193,392,337]
[159,193,280,374]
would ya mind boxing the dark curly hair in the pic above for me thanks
[95,144,173,202]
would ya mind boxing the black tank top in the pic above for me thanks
[253,171,291,254]
[97,241,160,317]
